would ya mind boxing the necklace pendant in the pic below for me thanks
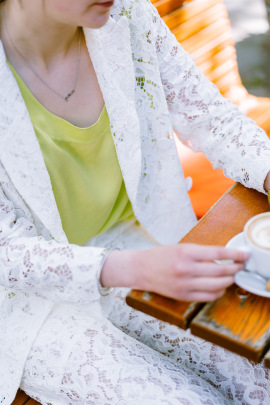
[65,89,75,102]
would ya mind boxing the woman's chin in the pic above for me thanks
[83,12,111,29]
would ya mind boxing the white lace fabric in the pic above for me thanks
[21,285,270,405]
[21,222,270,405]
[0,0,269,403]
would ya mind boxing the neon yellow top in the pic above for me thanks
[9,63,135,246]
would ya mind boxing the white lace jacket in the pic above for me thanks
[1,0,270,402]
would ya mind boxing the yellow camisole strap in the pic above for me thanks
[8,62,135,246]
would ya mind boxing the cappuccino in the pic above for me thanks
[246,214,270,250]
[239,213,270,278]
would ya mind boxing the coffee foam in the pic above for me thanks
[247,216,270,250]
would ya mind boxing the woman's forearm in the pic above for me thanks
[100,249,145,290]
[100,245,249,302]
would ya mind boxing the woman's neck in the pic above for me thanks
[1,1,79,68]
[0,0,106,128]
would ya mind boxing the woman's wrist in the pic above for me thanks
[100,249,146,290]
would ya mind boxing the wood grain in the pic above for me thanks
[181,183,270,247]
[190,284,270,362]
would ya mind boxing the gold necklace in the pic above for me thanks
[3,5,82,102]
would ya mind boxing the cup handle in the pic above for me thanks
[237,245,256,272]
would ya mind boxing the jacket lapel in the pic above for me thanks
[84,17,142,210]
[0,42,67,243]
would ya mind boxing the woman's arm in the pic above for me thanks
[0,186,109,303]
[143,0,270,195]
[0,183,248,303]
[101,244,248,302]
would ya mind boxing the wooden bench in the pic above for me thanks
[12,0,270,403]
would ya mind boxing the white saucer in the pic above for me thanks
[226,232,270,298]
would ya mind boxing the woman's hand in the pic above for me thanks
[100,244,249,302]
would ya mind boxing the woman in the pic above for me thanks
[0,0,269,403]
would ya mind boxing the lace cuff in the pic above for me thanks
[97,250,115,296]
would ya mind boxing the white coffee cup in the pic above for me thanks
[239,213,270,278]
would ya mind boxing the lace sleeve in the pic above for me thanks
[0,186,108,303]
[147,0,270,194]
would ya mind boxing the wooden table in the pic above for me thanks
[126,183,270,365]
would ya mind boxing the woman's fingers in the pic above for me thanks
[180,289,226,302]
[190,261,245,277]
[186,244,249,263]
[135,244,248,302]
[185,276,235,292]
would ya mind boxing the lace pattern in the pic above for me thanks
[21,293,270,404]
[0,186,108,304]
[19,222,270,405]
[0,0,270,403]
[110,289,270,405]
